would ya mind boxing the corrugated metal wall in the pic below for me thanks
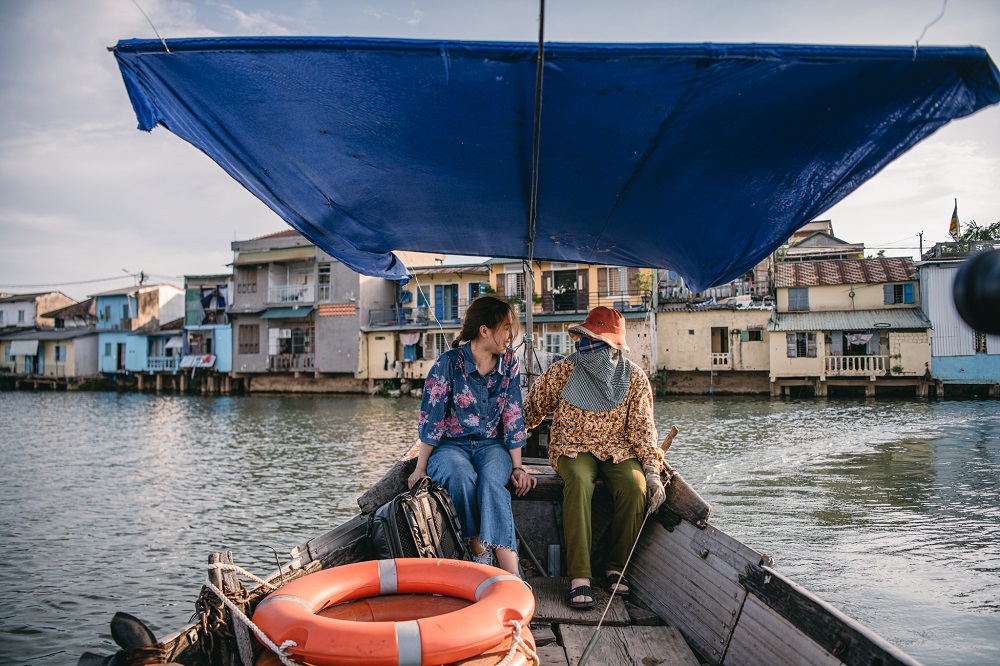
[920,262,1000,357]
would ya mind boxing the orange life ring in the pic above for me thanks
[253,558,535,666]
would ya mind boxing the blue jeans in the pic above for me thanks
[427,438,516,552]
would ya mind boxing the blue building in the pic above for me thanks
[180,274,234,393]
[92,284,184,375]
[918,242,1000,397]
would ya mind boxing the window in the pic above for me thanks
[104,305,112,322]
[18,309,25,323]
[238,324,260,354]
[605,267,628,296]
[787,287,809,311]
[786,332,817,358]
[104,343,112,357]
[236,267,258,294]
[975,331,988,353]
[318,264,331,301]
[55,345,66,362]
[469,282,485,301]
[884,283,915,305]
[504,272,525,300]
[122,304,129,320]
[268,326,314,355]
[543,330,572,356]
[4,345,10,362]
[742,329,763,342]
[0,311,4,325]
[421,332,455,360]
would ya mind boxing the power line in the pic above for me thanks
[0,274,140,289]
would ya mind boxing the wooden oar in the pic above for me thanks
[660,425,679,454]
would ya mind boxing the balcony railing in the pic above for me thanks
[147,356,178,371]
[368,302,469,328]
[824,355,888,376]
[269,284,315,304]
[711,353,731,368]
[269,354,315,371]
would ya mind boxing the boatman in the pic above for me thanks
[523,306,666,609]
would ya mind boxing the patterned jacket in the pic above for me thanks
[523,357,663,471]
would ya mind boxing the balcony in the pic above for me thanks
[711,353,731,368]
[824,355,888,377]
[269,354,315,371]
[147,356,178,372]
[269,284,316,304]
[368,302,469,328]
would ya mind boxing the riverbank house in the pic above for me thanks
[768,257,933,397]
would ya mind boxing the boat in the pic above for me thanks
[78,434,924,666]
[83,28,1000,666]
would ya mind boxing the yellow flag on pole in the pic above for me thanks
[948,199,960,239]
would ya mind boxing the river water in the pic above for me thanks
[0,391,997,665]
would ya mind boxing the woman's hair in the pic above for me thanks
[451,295,520,348]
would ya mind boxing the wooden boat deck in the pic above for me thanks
[525,576,701,665]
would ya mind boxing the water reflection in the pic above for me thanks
[0,392,997,665]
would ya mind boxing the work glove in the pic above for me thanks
[643,465,666,515]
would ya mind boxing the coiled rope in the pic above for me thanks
[203,564,295,666]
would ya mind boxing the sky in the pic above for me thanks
[1,0,998,301]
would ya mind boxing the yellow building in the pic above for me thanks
[485,259,658,374]
[652,305,773,394]
[768,257,932,397]
[360,263,491,387]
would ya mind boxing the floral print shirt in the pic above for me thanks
[523,357,663,472]
[418,343,527,450]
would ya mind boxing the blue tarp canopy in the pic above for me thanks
[113,37,1000,290]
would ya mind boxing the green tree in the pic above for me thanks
[959,220,1000,242]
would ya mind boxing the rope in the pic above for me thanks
[203,580,297,666]
[495,620,540,666]
[206,562,278,591]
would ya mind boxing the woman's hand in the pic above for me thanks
[510,467,537,497]
[408,467,430,489]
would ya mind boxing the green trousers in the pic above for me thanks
[558,453,646,580]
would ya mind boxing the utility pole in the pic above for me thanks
[918,231,923,258]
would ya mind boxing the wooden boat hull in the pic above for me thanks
[83,448,923,666]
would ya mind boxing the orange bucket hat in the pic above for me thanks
[568,306,630,353]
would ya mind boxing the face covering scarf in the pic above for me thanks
[560,337,632,412]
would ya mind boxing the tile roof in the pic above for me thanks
[775,257,915,288]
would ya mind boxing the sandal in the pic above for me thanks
[604,572,632,597]
[566,585,596,609]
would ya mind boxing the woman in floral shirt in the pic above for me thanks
[408,296,536,575]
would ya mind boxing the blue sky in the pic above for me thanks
[1,0,998,299]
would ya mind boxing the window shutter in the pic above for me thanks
[786,333,797,358]
[830,331,843,356]
[434,285,443,320]
[577,269,589,310]
[903,283,914,304]
[597,268,608,295]
[422,332,435,360]
[806,332,817,357]
[495,273,505,297]
[741,330,749,342]
[541,271,553,310]
[627,267,640,294]
[883,284,894,305]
